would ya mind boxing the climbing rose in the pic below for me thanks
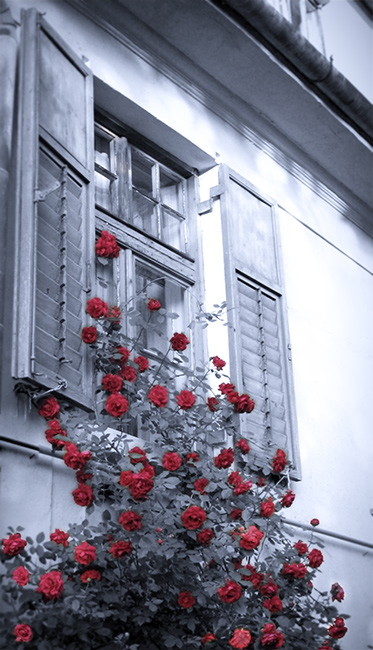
[211,355,226,370]
[2,533,27,556]
[226,390,239,404]
[163,452,182,471]
[201,633,216,645]
[80,569,101,583]
[331,582,345,602]
[129,446,147,465]
[147,298,161,311]
[234,393,255,413]
[281,489,295,507]
[240,525,264,550]
[44,419,67,448]
[176,390,195,410]
[263,595,283,613]
[294,540,308,555]
[236,438,250,454]
[119,469,134,487]
[14,624,32,643]
[64,442,92,470]
[107,305,121,324]
[74,541,96,565]
[234,480,252,496]
[194,478,209,494]
[328,617,348,639]
[121,365,137,382]
[36,570,64,600]
[260,623,284,648]
[178,591,195,608]
[37,396,60,419]
[185,452,199,464]
[219,382,235,394]
[128,470,154,500]
[119,510,142,531]
[282,562,307,579]
[217,579,242,603]
[308,548,324,568]
[197,528,215,545]
[229,628,252,649]
[207,396,219,411]
[50,529,69,547]
[214,447,234,469]
[260,497,275,518]
[86,297,109,319]
[105,393,128,417]
[228,471,242,487]
[148,384,168,407]
[12,566,30,586]
[134,355,149,372]
[95,230,120,258]
[310,518,320,526]
[272,448,287,472]
[260,580,278,597]
[115,346,130,364]
[81,326,97,343]
[181,505,206,530]
[246,565,265,588]
[170,332,190,351]
[102,373,123,392]
[109,540,133,558]
[72,483,93,507]
[230,508,243,520]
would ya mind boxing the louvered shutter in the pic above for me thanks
[219,166,300,476]
[12,9,95,409]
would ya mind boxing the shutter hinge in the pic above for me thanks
[197,184,224,215]
[34,179,61,202]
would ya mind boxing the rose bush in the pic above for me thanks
[0,231,350,649]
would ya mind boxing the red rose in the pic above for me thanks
[134,355,149,372]
[44,419,67,448]
[234,394,255,414]
[194,478,209,494]
[14,624,32,643]
[76,469,93,483]
[95,230,120,258]
[310,518,320,526]
[236,438,250,454]
[36,570,64,600]
[142,462,155,478]
[234,480,252,496]
[121,365,137,382]
[318,642,332,650]
[281,489,295,508]
[263,595,283,613]
[129,470,154,500]
[219,382,235,394]
[230,508,242,520]
[115,346,130,364]
[147,298,161,311]
[64,442,92,470]
[260,497,275,518]
[12,566,30,586]
[240,525,264,550]
[129,446,147,465]
[72,483,93,507]
[107,305,121,324]
[202,633,216,645]
[37,396,60,419]
[272,449,287,473]
[212,356,226,370]
[197,528,215,545]
[228,471,242,487]
[217,579,242,603]
[109,540,133,558]
[163,452,182,471]
[80,569,101,583]
[246,566,265,589]
[119,510,142,531]
[214,447,234,469]
[185,452,199,464]
[170,332,190,351]
[148,384,168,407]
[102,373,123,393]
[181,505,206,530]
[86,297,109,319]
[105,393,129,418]
[226,390,239,404]
[82,326,97,343]
[308,548,324,568]
[50,529,69,547]
[75,541,96,565]
[178,590,195,608]
[260,581,278,597]
[229,628,252,649]
[260,623,284,648]
[119,470,134,487]
[282,562,307,579]
[207,396,219,412]
[257,477,266,487]
[2,533,27,556]
[176,389,195,410]
[294,540,308,556]
[328,617,348,639]
[331,582,345,602]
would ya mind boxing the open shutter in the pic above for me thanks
[219,166,300,477]
[12,9,95,409]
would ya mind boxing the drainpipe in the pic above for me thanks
[0,1,18,411]
[208,0,373,145]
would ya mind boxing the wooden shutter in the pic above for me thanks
[219,166,300,477]
[12,9,95,409]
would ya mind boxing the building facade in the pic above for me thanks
[0,0,372,648]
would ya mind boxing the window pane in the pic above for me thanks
[131,148,154,196]
[131,189,158,237]
[94,130,113,211]
[160,167,184,213]
[161,208,185,251]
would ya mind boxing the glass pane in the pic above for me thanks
[94,170,111,211]
[131,189,158,237]
[160,167,184,213]
[94,130,113,211]
[161,208,185,251]
[131,148,154,196]
[95,133,111,170]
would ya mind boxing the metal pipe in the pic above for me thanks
[280,516,373,550]
[0,435,64,460]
